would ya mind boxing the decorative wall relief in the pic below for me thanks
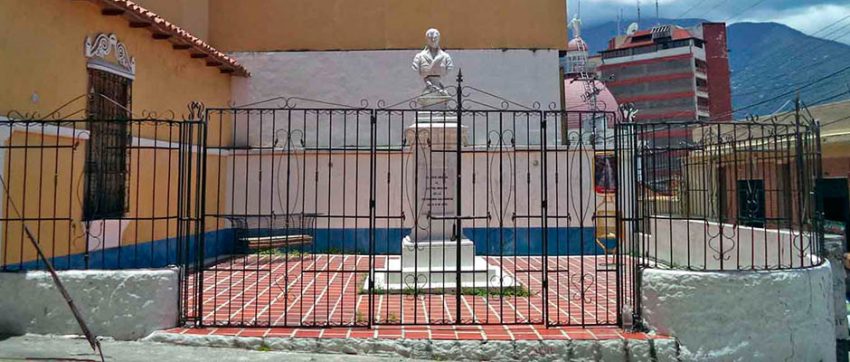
[84,33,136,75]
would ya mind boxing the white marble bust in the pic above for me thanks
[412,28,454,96]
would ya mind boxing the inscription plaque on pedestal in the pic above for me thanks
[425,167,455,216]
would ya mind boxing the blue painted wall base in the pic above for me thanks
[3,227,616,271]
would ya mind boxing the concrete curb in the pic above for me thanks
[0,269,178,340]
[144,331,680,361]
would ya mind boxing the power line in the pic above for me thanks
[733,53,850,97]
[729,15,850,85]
[804,88,850,108]
[707,0,732,19]
[728,28,850,101]
[713,63,850,121]
[818,114,850,129]
[674,0,702,19]
[675,0,731,20]
[725,0,770,23]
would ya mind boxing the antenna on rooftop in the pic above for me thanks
[617,8,623,35]
[655,0,660,25]
[636,0,641,28]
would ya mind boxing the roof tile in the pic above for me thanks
[91,0,249,76]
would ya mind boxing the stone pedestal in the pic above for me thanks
[370,98,516,291]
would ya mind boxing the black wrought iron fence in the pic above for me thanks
[192,81,629,328]
[615,119,823,272]
[0,115,205,273]
[612,117,825,329]
[2,92,825,332]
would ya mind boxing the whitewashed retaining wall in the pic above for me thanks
[641,262,835,361]
[825,234,850,340]
[0,268,178,340]
[642,217,812,269]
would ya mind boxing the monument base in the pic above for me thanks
[417,95,451,110]
[369,236,517,292]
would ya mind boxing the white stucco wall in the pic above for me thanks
[642,217,813,269]
[228,50,562,147]
[0,268,178,340]
[231,49,560,111]
[225,147,608,230]
[641,262,836,362]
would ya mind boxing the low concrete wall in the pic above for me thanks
[0,268,178,340]
[641,262,836,361]
[145,332,681,361]
[825,234,849,340]
[644,217,812,269]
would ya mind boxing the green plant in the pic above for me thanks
[325,247,343,254]
[357,273,384,295]
[387,312,399,323]
[355,310,366,323]
[257,248,308,260]
[455,286,533,297]
[357,284,533,297]
[257,344,271,352]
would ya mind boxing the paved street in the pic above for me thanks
[0,334,421,362]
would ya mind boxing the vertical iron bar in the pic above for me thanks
[541,111,549,326]
[369,110,377,328]
[791,94,806,267]
[455,71,463,324]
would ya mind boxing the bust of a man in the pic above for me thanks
[412,28,454,96]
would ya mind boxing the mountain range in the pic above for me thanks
[581,18,850,118]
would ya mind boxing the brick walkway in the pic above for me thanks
[165,324,657,341]
[180,254,644,341]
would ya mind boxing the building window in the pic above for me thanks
[737,179,765,228]
[84,68,132,220]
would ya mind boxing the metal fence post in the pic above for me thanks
[368,109,377,328]
[455,70,464,324]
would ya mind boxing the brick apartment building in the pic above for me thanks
[599,22,732,128]
[599,22,733,190]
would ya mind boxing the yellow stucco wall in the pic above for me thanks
[2,131,86,265]
[133,0,210,41]
[0,0,230,122]
[207,0,568,51]
[2,128,229,266]
[0,0,235,266]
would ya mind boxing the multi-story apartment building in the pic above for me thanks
[599,23,732,136]
[598,23,732,190]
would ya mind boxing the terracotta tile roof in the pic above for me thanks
[88,0,249,77]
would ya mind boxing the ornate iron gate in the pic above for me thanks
[186,81,629,328]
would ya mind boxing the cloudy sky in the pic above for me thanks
[572,0,850,44]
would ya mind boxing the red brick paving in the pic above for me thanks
[164,325,661,341]
[172,254,656,341]
[185,255,628,325]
